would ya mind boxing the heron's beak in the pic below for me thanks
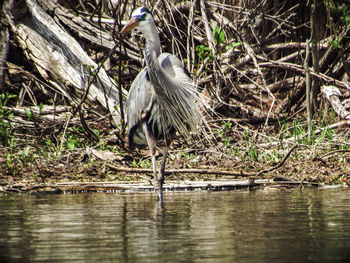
[121,18,139,33]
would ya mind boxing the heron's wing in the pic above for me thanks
[149,52,208,140]
[158,53,191,80]
[125,67,154,146]
[126,52,206,147]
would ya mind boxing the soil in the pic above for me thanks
[1,138,349,193]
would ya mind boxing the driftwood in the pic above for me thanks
[106,164,253,177]
[3,0,124,126]
[321,85,350,120]
[1,179,319,194]
[3,105,74,126]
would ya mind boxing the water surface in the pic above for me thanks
[1,188,350,262]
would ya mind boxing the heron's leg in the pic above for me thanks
[145,126,157,177]
[158,145,168,184]
[145,126,163,200]
[158,138,172,184]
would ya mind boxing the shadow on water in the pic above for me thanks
[1,189,350,262]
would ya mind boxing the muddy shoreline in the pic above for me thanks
[1,145,349,194]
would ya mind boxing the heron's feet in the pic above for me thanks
[153,178,164,202]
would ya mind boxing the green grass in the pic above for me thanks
[0,93,16,147]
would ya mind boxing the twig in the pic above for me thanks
[255,144,298,177]
[259,60,350,91]
[200,0,220,88]
[33,158,45,183]
[317,149,350,160]
[187,0,196,73]
[105,163,255,177]
[305,38,312,140]
[79,107,99,142]
[314,120,350,133]
[59,113,72,151]
[243,42,276,131]
[200,0,215,57]
[264,41,328,51]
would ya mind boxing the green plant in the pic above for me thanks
[42,139,62,158]
[39,102,44,113]
[226,42,241,51]
[325,0,350,48]
[109,145,118,153]
[65,125,86,150]
[213,25,226,45]
[98,141,108,150]
[236,147,244,161]
[196,25,238,60]
[279,119,310,144]
[213,25,241,50]
[260,149,282,164]
[196,44,211,60]
[218,121,235,156]
[85,64,97,75]
[0,93,16,147]
[247,146,259,162]
[19,146,38,164]
[291,120,307,142]
[219,121,232,137]
[24,108,32,119]
[241,129,260,162]
[131,157,151,168]
[6,153,14,170]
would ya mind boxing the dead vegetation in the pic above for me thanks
[0,0,350,188]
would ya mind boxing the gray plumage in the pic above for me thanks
[121,7,208,200]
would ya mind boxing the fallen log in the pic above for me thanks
[2,179,319,193]
[4,0,125,126]
[105,164,254,177]
[321,85,350,120]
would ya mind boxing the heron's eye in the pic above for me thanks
[139,13,147,20]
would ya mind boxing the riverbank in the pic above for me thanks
[1,133,349,193]
[1,1,350,193]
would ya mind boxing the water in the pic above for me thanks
[1,188,350,263]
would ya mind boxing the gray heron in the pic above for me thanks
[121,7,208,200]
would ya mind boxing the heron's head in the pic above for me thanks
[121,7,153,34]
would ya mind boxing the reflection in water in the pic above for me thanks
[1,189,350,262]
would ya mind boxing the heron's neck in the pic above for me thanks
[143,23,163,88]
[143,22,161,57]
